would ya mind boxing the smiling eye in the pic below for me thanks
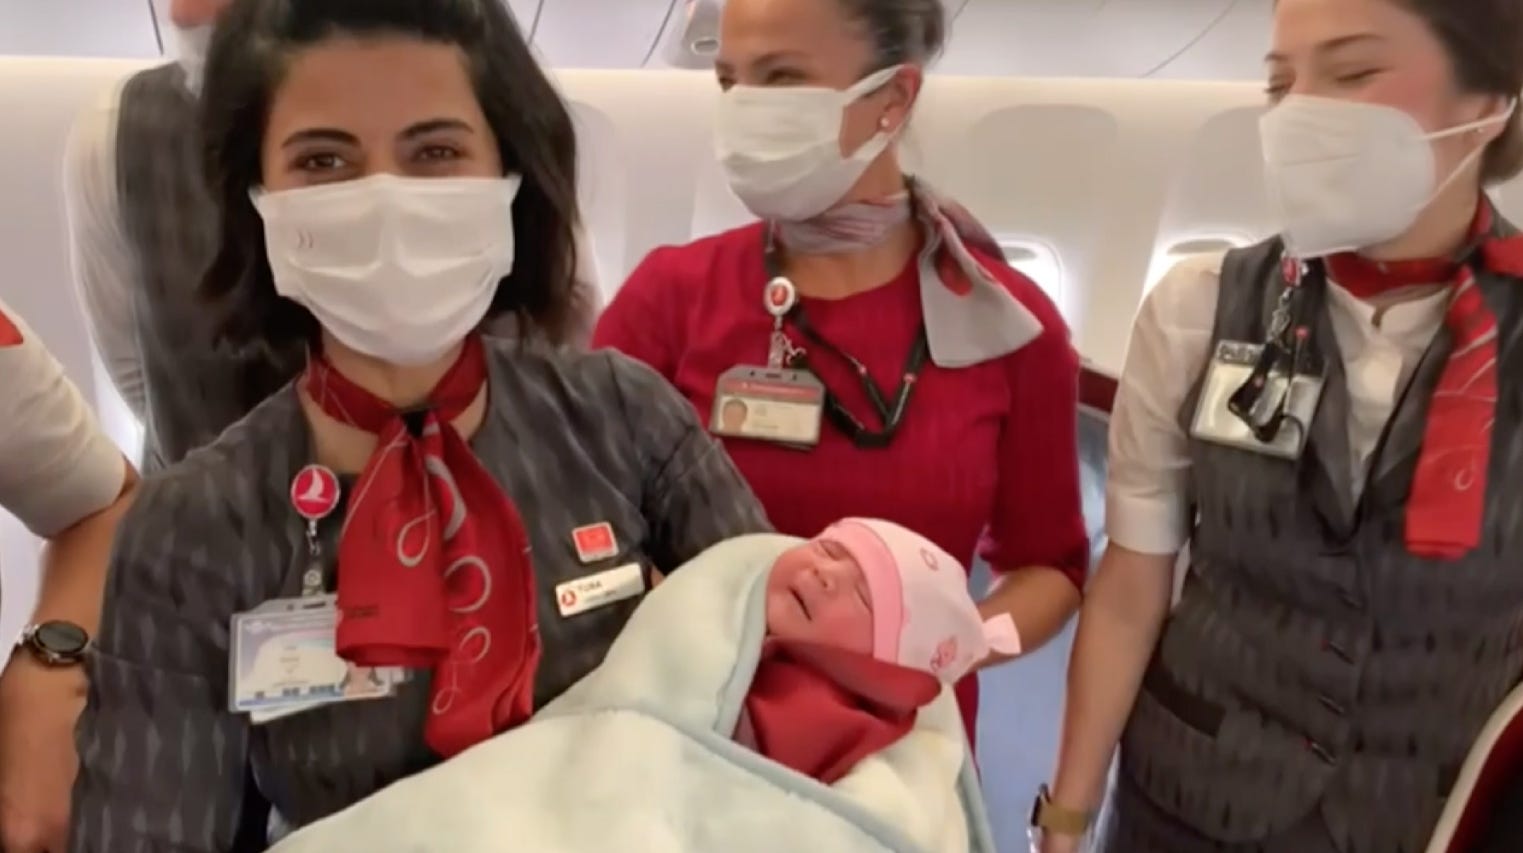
[1335,69,1381,86]
[764,68,805,86]
[818,539,849,560]
[294,152,346,172]
[416,144,461,161]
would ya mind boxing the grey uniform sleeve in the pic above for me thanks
[606,354,772,571]
[70,472,260,853]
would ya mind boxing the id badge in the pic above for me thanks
[230,596,399,719]
[710,366,824,446]
[1190,340,1324,460]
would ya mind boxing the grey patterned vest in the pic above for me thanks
[1118,235,1523,853]
[117,64,301,473]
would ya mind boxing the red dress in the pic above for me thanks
[592,222,1089,741]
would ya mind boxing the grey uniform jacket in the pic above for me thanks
[1117,235,1523,853]
[68,339,772,852]
[114,64,602,474]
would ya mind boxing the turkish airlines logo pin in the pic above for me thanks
[571,522,618,564]
[764,277,797,318]
[290,464,341,521]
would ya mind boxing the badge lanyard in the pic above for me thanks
[1227,255,1321,442]
[762,231,929,449]
[289,464,341,598]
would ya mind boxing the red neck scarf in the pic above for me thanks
[741,639,940,785]
[303,336,540,757]
[1325,203,1523,559]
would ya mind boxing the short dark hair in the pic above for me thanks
[1395,0,1523,183]
[832,0,947,71]
[198,0,581,354]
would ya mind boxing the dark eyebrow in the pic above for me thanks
[402,118,474,139]
[1265,33,1383,63]
[280,119,472,150]
[281,128,356,149]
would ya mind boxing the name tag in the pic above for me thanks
[710,365,824,447]
[1190,340,1325,460]
[555,563,646,618]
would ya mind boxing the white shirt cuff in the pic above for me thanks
[1105,491,1188,556]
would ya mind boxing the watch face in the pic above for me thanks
[34,621,89,656]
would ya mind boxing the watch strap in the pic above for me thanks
[1030,784,1094,836]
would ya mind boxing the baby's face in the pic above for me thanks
[764,538,874,654]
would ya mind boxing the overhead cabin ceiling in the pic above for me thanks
[0,0,1271,81]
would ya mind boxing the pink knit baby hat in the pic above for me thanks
[820,518,1022,683]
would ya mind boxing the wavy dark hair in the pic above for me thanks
[197,0,581,354]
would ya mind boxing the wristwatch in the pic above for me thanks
[17,620,91,666]
[1029,784,1094,837]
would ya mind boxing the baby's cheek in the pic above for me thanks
[813,608,875,656]
[846,613,875,656]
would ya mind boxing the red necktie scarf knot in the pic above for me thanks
[303,336,540,757]
[1332,202,1523,560]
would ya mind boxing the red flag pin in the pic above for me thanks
[291,464,340,521]
[571,522,618,564]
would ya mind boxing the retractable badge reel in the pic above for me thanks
[1189,256,1326,460]
[290,464,341,597]
[764,277,799,369]
[708,275,826,447]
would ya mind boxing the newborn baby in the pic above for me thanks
[736,518,1022,785]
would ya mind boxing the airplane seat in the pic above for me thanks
[566,100,629,304]
[557,69,717,277]
[689,146,754,241]
[1145,105,1273,292]
[1077,361,1116,571]
[950,100,1122,329]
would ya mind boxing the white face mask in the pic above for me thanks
[169,23,214,97]
[252,173,521,366]
[715,65,905,222]
[1259,94,1515,258]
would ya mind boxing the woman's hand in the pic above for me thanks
[0,657,85,852]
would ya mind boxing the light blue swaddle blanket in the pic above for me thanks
[268,533,999,853]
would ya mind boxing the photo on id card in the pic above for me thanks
[230,605,352,713]
[710,366,824,446]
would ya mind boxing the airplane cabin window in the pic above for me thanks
[998,240,1065,309]
[1143,234,1252,293]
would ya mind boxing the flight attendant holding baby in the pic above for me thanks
[593,0,1089,742]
